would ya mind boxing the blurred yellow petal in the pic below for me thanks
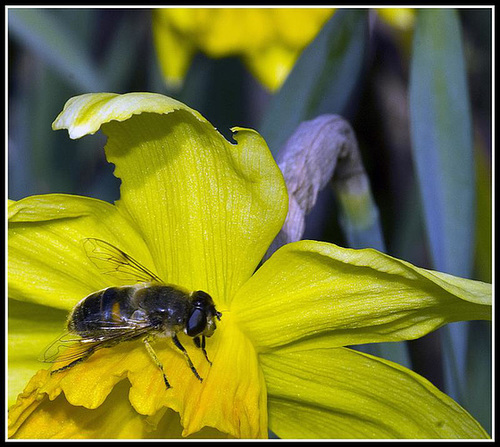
[53,92,288,308]
[234,240,491,351]
[262,346,489,438]
[377,8,415,31]
[152,8,334,91]
[152,10,196,89]
[243,45,297,92]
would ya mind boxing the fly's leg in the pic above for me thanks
[50,347,95,375]
[172,334,203,382]
[143,338,171,389]
[194,336,212,366]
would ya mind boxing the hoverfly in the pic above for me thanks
[41,238,222,389]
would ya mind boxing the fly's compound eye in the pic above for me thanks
[186,308,206,337]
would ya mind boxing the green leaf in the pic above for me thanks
[100,12,149,90]
[8,8,104,91]
[473,144,492,283]
[408,8,477,417]
[259,9,369,156]
[465,321,492,434]
[409,9,474,278]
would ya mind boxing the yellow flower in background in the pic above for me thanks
[8,92,491,439]
[376,8,415,55]
[152,8,334,92]
[377,7,415,30]
[152,8,416,92]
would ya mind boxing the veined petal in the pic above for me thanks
[53,92,288,308]
[8,193,156,310]
[261,346,488,439]
[8,194,157,407]
[233,240,491,350]
[51,92,205,139]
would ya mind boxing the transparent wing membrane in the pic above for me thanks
[82,238,164,284]
[40,321,155,364]
[39,330,82,363]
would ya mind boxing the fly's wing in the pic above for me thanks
[83,238,164,284]
[39,330,83,363]
[40,320,155,365]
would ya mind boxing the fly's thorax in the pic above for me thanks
[67,286,137,335]
[135,284,191,332]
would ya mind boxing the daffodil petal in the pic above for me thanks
[243,46,297,92]
[8,374,225,439]
[152,8,334,91]
[127,316,267,438]
[51,92,205,139]
[261,346,489,439]
[9,377,141,439]
[156,9,332,56]
[242,9,334,91]
[233,240,491,350]
[8,299,67,407]
[53,92,288,307]
[8,193,156,310]
[152,10,196,89]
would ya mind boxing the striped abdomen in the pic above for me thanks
[67,286,137,335]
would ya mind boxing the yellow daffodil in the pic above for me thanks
[152,8,415,92]
[152,8,334,91]
[8,92,491,439]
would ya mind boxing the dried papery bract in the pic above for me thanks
[266,114,384,259]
